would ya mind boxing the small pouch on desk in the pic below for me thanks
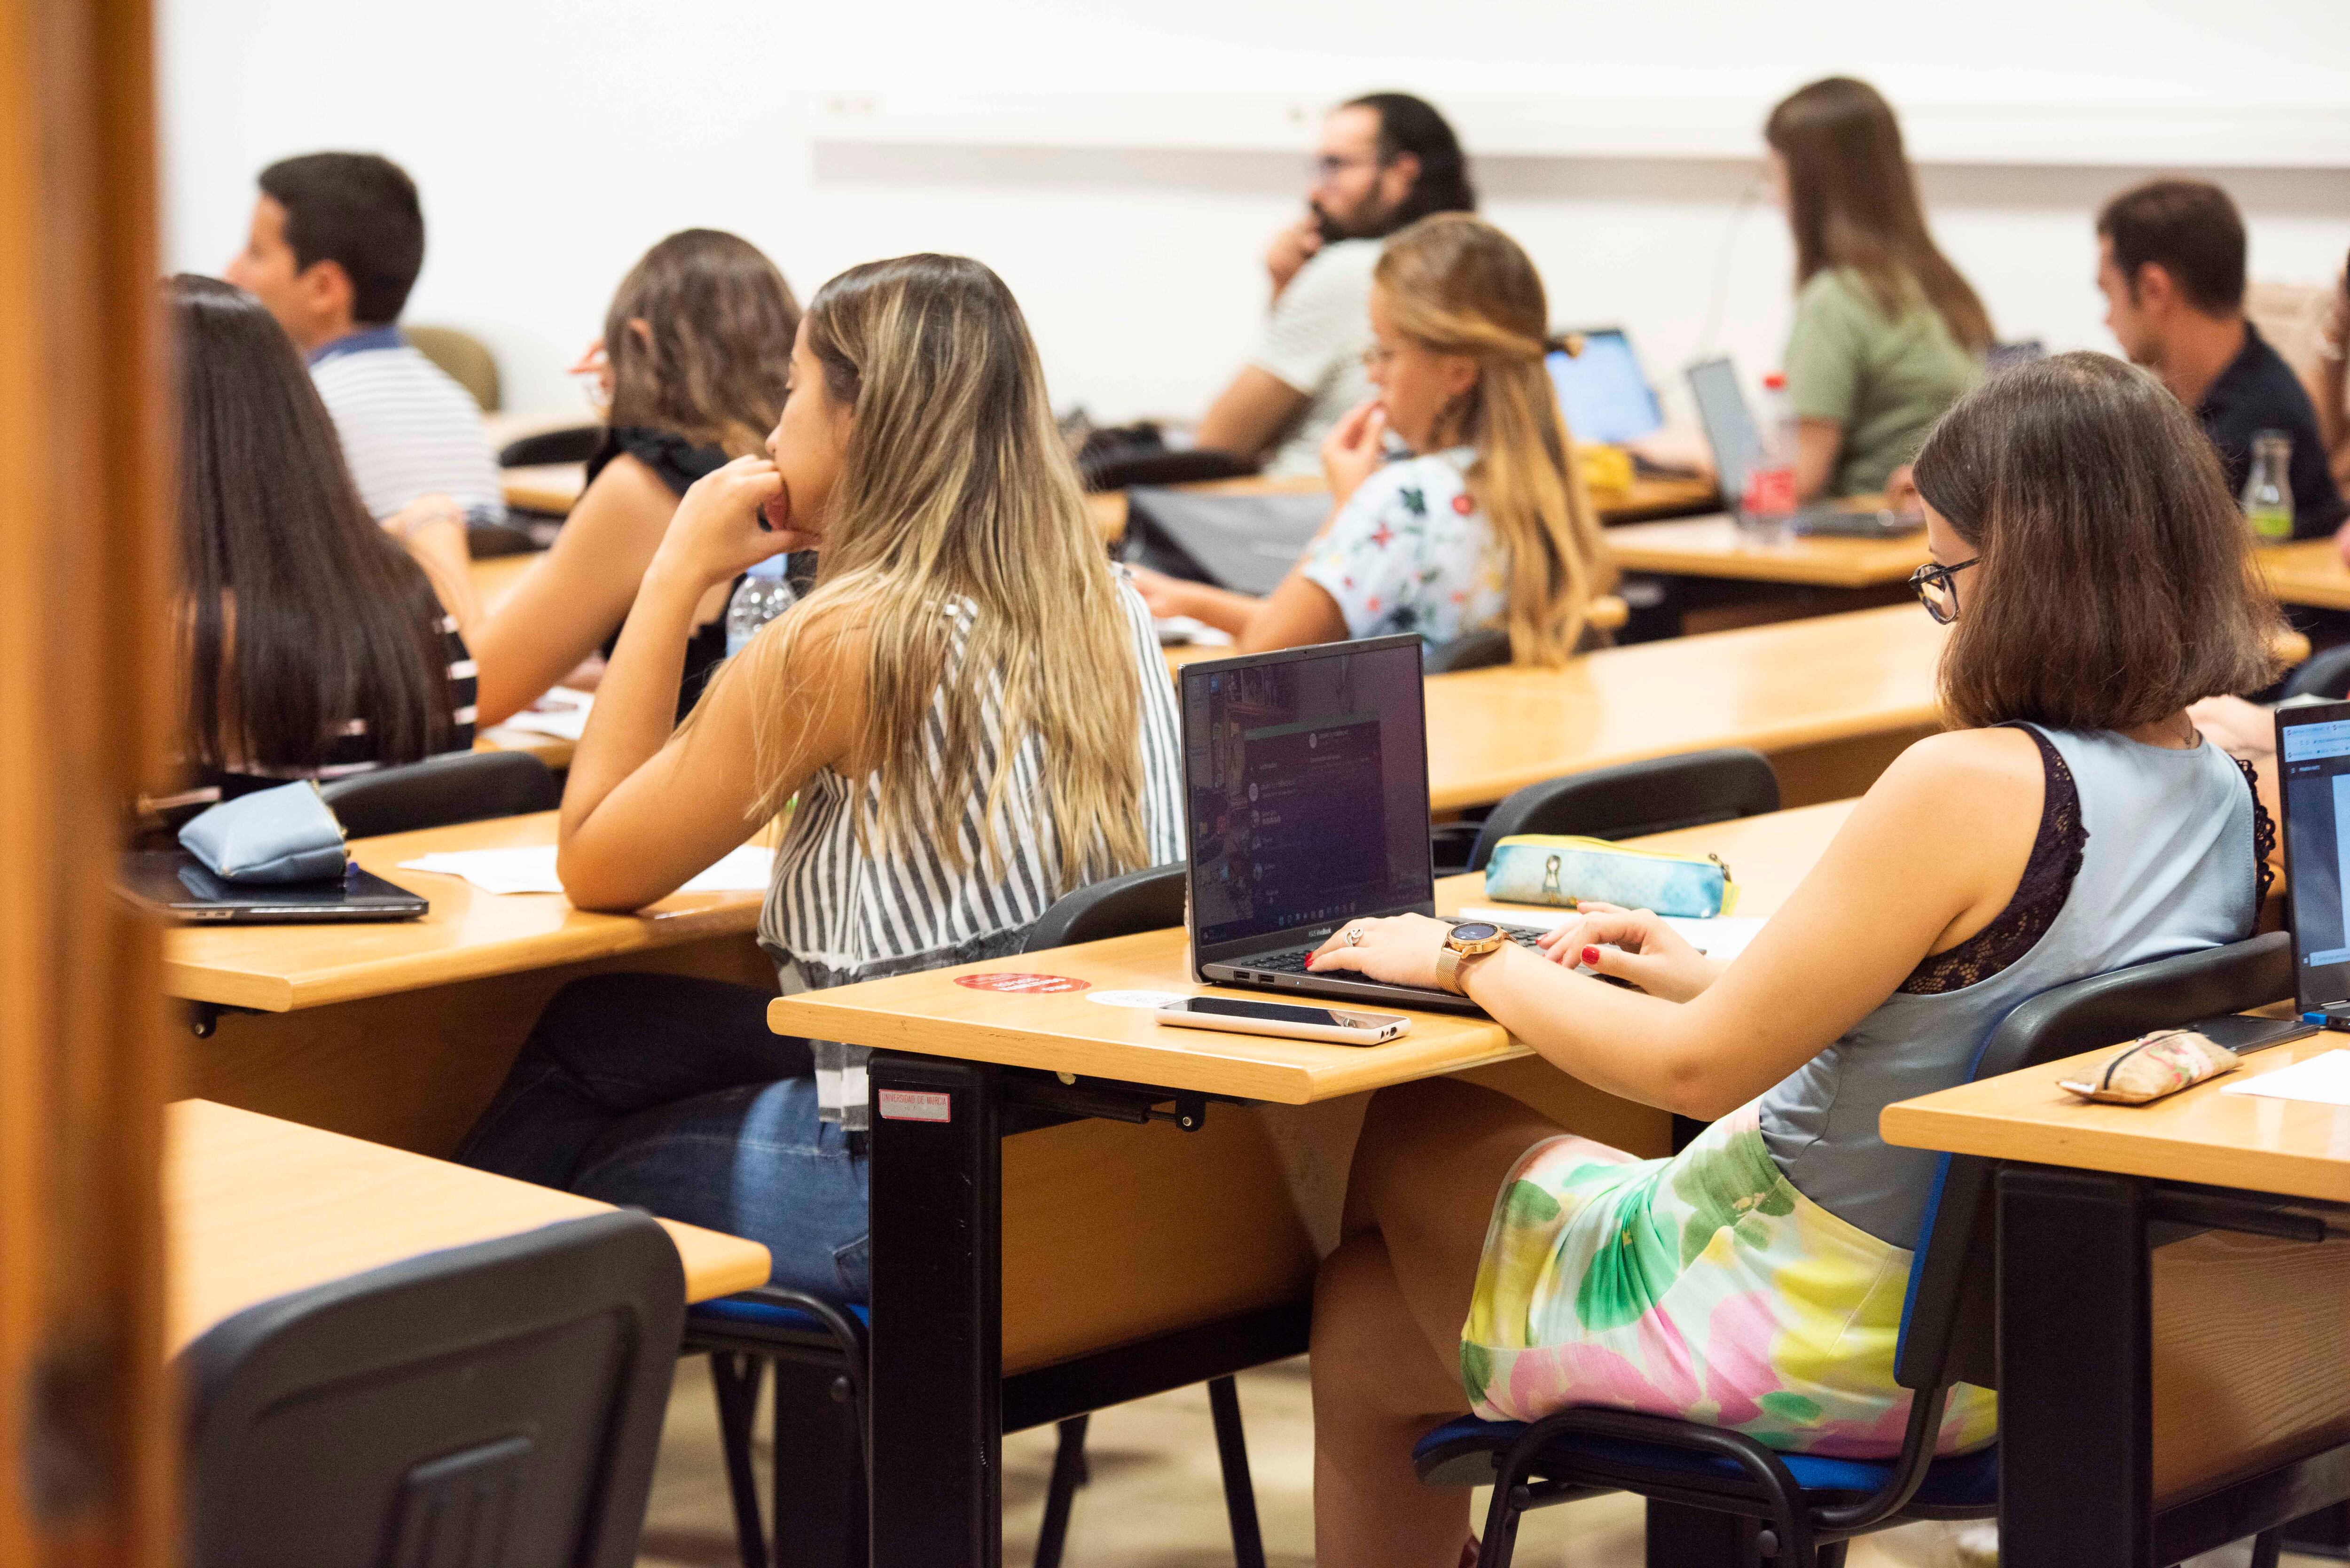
[2058,1028,2240,1105]
[177,780,349,883]
[1481,835,1737,919]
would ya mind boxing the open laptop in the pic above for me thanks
[116,850,428,924]
[1547,327,1663,446]
[2277,702,2350,1029]
[1177,635,1545,1015]
[1684,356,1923,539]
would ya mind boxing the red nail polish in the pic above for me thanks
[1305,954,1315,968]
[1582,947,1600,967]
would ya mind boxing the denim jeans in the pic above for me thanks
[455,973,870,1302]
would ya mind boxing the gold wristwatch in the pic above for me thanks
[1436,921,1508,995]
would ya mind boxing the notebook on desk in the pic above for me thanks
[1177,636,1546,1016]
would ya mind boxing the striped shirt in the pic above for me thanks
[309,328,507,525]
[760,575,1184,1125]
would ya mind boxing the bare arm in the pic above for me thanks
[384,496,482,646]
[558,456,840,912]
[1194,366,1309,463]
[468,454,698,728]
[1311,727,2044,1118]
[1793,418,1845,504]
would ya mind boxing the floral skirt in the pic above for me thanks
[1460,1104,1997,1458]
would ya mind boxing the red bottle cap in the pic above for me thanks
[1762,372,1786,390]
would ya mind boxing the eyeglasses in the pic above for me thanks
[1312,153,1386,183]
[1360,343,1402,371]
[1908,558,1978,624]
[567,341,612,416]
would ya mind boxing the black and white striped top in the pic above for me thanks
[309,329,507,525]
[147,615,479,818]
[759,576,1183,1124]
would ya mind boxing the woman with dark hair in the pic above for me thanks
[161,273,477,816]
[1301,353,2280,1564]
[468,228,799,725]
[1765,77,1991,501]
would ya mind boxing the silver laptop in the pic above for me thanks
[1177,636,1544,1016]
[1684,356,1922,539]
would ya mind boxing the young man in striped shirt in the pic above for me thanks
[225,152,507,526]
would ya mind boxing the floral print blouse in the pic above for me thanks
[1298,446,1505,646]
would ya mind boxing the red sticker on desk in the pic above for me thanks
[953,972,1090,994]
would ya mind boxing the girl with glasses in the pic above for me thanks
[1301,353,2283,1565]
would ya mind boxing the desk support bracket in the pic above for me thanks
[185,1001,260,1039]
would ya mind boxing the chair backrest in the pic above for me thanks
[1425,627,1513,674]
[406,324,501,412]
[1024,862,1185,952]
[180,1210,685,1568]
[2283,643,2350,702]
[499,425,604,469]
[1893,932,2292,1395]
[320,751,561,840]
[1465,748,1781,873]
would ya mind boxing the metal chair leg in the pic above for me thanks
[2249,1529,2285,1568]
[1816,1541,1849,1568]
[708,1352,771,1568]
[1206,1376,1268,1568]
[1033,1414,1090,1568]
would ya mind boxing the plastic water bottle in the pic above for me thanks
[1739,372,1800,538]
[725,555,798,658]
[2242,429,2295,545]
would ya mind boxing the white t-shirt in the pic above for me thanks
[1249,238,1381,477]
[1298,447,1506,646]
[308,329,507,524]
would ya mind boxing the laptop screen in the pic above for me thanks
[1179,637,1434,954]
[1685,357,1762,509]
[2279,702,2350,1007]
[1546,328,1662,445]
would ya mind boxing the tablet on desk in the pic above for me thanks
[116,850,428,924]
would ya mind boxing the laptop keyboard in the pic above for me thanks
[1249,924,1551,975]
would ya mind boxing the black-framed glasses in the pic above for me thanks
[1908,558,1978,624]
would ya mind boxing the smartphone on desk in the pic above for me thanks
[1154,996,1410,1046]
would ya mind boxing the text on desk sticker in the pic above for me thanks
[952,972,1090,994]
[877,1090,952,1123]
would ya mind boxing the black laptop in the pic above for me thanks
[1177,635,1544,1015]
[2277,701,2350,1028]
[117,850,428,924]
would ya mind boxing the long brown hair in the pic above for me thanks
[604,229,799,457]
[1914,352,2282,732]
[1373,213,1614,665]
[172,274,455,772]
[743,255,1151,891]
[1765,78,1993,354]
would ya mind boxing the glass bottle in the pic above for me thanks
[2242,429,2295,545]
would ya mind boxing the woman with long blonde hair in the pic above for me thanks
[1137,212,1613,664]
[456,254,1183,1301]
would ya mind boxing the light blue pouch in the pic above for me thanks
[178,780,350,884]
[1481,834,1737,919]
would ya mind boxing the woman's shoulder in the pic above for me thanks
[1341,451,1471,527]
[1871,725,2046,812]
[588,425,728,497]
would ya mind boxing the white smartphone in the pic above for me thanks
[1154,996,1411,1046]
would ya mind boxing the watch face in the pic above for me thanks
[1449,922,1500,944]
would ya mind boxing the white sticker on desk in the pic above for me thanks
[1087,990,1190,1010]
[877,1089,952,1123]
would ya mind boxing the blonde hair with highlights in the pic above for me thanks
[742,254,1152,893]
[1373,214,1614,665]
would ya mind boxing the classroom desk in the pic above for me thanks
[1883,1033,2350,1566]
[1603,512,1931,589]
[167,1098,770,1355]
[164,811,774,1154]
[502,461,587,516]
[771,802,1849,1563]
[2256,537,2350,611]
[1084,470,1720,543]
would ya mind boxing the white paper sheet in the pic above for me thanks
[2219,1048,2350,1107]
[398,844,773,898]
[488,686,594,742]
[1455,905,1767,963]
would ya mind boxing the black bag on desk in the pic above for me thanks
[1120,488,1332,595]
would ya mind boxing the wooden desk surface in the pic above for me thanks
[1603,513,1931,589]
[769,799,1854,1104]
[1423,603,1943,812]
[503,462,587,516]
[1882,1029,2350,1205]
[1086,471,1720,544]
[166,1099,770,1354]
[2256,538,2350,612]
[161,811,766,1013]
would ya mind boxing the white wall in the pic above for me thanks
[161,0,2350,428]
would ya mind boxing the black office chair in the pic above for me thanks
[498,425,603,469]
[180,1210,683,1568]
[689,863,1271,1568]
[1463,748,1780,875]
[1413,933,2301,1568]
[2283,642,2350,701]
[320,751,562,839]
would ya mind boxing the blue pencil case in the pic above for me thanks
[1481,835,1738,919]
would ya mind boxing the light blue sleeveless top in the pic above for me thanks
[1757,725,2256,1248]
